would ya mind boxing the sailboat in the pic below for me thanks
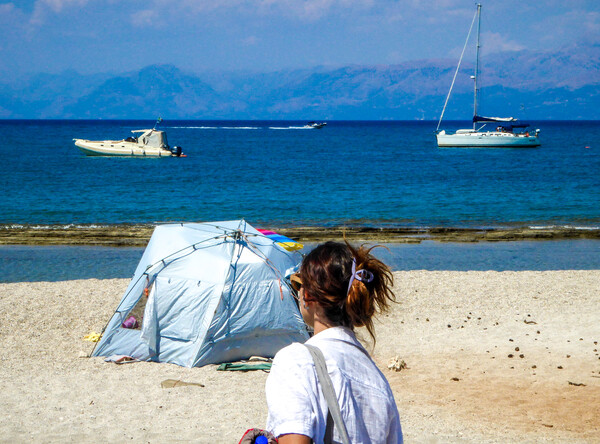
[436,4,540,148]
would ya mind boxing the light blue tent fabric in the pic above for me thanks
[92,220,309,367]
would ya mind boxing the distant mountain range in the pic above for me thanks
[1,44,599,120]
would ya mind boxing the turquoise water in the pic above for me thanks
[1,119,599,228]
[2,240,600,282]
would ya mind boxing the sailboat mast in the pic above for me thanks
[473,3,481,129]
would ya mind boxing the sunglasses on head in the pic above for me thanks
[290,273,302,292]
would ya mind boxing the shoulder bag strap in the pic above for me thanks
[305,344,351,444]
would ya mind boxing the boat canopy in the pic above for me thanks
[473,115,516,123]
[131,129,168,148]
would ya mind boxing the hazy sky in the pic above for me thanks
[1,0,599,78]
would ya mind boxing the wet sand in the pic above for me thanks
[1,224,600,246]
[0,271,598,442]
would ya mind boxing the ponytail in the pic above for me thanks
[300,241,396,342]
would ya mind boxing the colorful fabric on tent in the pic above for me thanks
[257,229,303,252]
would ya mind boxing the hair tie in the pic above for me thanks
[347,258,374,295]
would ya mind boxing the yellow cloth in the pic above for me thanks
[83,332,101,342]
[278,241,303,252]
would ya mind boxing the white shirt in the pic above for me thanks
[266,326,403,443]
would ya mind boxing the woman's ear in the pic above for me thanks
[301,289,313,303]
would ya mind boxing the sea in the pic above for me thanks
[1,119,599,281]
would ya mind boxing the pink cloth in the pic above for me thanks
[122,316,138,329]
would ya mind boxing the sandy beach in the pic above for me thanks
[1,271,598,443]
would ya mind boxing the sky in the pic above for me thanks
[1,0,599,79]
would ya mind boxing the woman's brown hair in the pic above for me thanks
[299,241,396,341]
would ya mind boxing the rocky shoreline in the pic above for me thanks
[1,224,600,246]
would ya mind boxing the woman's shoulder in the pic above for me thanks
[272,341,313,369]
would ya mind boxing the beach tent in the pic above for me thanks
[92,220,309,367]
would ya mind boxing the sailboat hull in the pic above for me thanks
[437,131,540,148]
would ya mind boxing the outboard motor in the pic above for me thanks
[171,145,183,157]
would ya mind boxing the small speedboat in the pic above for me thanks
[304,122,327,129]
[74,128,184,157]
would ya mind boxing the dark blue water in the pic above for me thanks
[2,240,600,282]
[1,120,599,281]
[1,119,599,228]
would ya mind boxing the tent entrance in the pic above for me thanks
[126,292,147,330]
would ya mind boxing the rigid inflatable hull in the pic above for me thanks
[74,140,174,157]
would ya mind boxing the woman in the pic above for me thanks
[266,241,403,443]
